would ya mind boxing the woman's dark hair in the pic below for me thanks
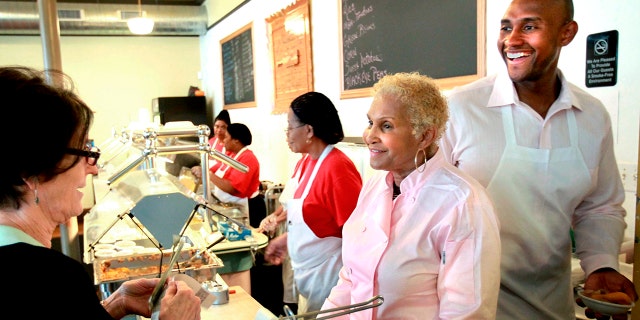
[290,92,344,145]
[214,109,231,126]
[226,123,252,146]
[0,66,94,210]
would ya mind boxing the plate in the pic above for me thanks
[577,288,634,316]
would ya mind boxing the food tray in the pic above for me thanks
[92,245,223,284]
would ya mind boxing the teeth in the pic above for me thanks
[507,52,530,59]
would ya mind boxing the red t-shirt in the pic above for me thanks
[293,148,362,238]
[212,148,260,199]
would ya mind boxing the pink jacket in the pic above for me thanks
[322,150,501,319]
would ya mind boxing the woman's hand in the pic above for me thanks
[104,277,201,320]
[157,278,201,320]
[264,233,288,265]
[258,213,279,234]
[257,206,286,235]
[191,166,203,180]
[102,278,158,319]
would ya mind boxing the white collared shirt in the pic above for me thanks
[0,225,43,247]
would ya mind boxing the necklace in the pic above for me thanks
[392,183,401,200]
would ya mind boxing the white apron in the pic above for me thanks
[209,137,226,169]
[213,146,249,216]
[277,179,299,304]
[489,107,591,319]
[287,145,342,314]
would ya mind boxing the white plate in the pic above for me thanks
[114,240,137,249]
[93,243,115,251]
[577,288,633,316]
[94,249,117,257]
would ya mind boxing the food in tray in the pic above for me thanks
[581,289,633,305]
[98,251,170,281]
[577,288,634,316]
[95,247,221,282]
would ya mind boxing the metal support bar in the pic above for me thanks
[39,0,81,261]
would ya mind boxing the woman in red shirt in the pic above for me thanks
[262,92,363,315]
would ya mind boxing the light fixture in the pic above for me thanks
[127,0,154,35]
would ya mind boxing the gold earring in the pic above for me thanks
[414,149,427,173]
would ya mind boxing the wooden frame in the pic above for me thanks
[339,0,486,99]
[266,0,313,114]
[220,23,256,109]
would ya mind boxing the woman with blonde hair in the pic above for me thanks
[322,73,501,319]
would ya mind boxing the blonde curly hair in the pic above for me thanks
[372,72,448,153]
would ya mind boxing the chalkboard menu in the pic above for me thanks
[221,23,256,108]
[340,0,485,98]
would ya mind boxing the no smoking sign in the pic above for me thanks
[585,30,618,88]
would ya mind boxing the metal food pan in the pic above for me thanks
[93,246,223,284]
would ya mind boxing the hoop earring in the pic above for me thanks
[33,177,40,206]
[414,149,427,173]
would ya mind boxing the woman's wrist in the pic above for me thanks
[274,210,286,223]
[260,213,277,231]
[101,293,126,319]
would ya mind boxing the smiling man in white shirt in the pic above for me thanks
[440,0,636,319]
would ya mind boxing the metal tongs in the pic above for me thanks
[279,295,384,319]
[148,236,186,311]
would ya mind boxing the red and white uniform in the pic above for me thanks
[208,136,227,172]
[211,146,260,214]
[285,145,362,313]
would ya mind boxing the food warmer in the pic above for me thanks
[82,122,268,299]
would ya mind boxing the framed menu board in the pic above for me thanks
[340,0,486,99]
[267,0,313,114]
[221,23,256,109]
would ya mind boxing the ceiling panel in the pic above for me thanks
[0,0,205,6]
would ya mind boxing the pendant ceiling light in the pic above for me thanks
[127,0,154,35]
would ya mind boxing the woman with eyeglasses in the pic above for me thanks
[0,66,201,320]
[261,92,362,316]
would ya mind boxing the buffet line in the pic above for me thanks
[82,122,268,305]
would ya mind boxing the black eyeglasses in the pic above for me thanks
[65,144,101,166]
[284,123,306,134]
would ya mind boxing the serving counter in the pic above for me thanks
[134,286,272,320]
[82,123,271,311]
[201,286,270,319]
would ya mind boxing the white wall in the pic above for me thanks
[0,36,202,145]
